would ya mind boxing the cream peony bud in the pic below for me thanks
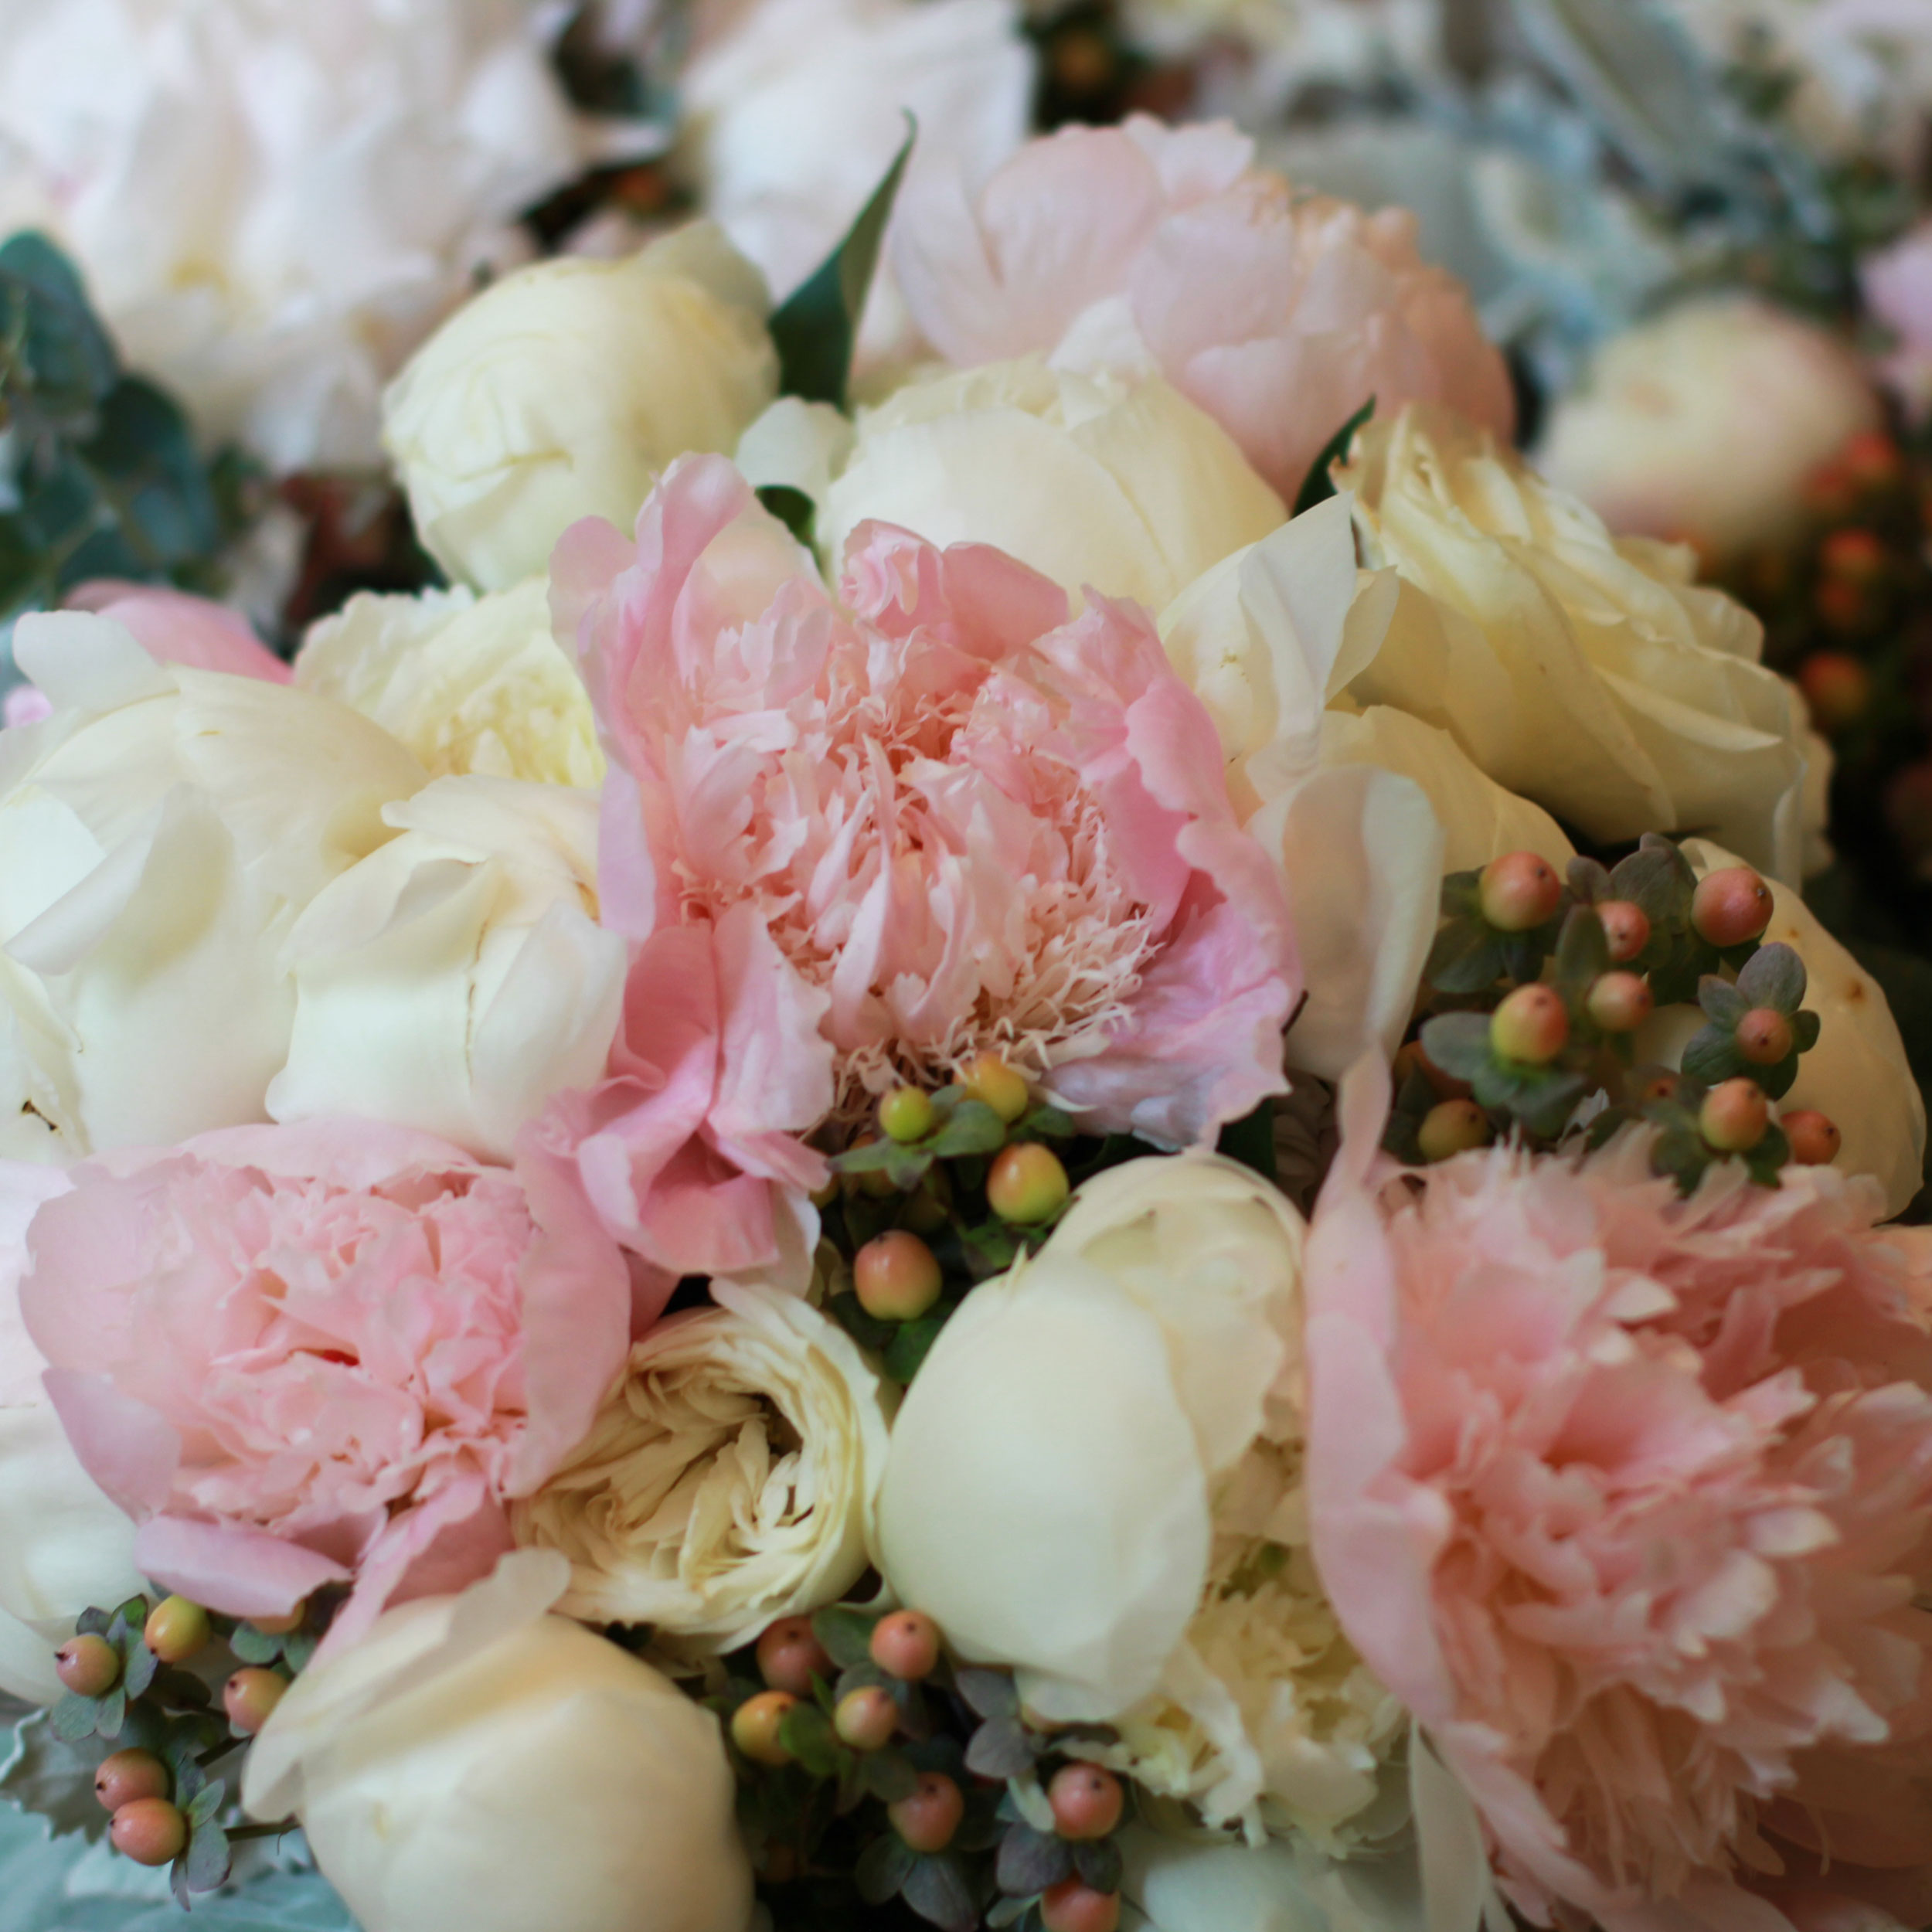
[818,356,1286,611]
[879,1155,1400,1840]
[383,223,780,591]
[512,1284,894,1651]
[1340,406,1811,882]
[295,578,603,789]
[1539,296,1881,562]
[243,1551,754,1932]
[267,777,627,1162]
[0,613,426,1164]
[1634,839,1927,1219]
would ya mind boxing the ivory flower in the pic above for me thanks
[512,1283,893,1650]
[1339,406,1811,879]
[818,356,1287,613]
[384,224,779,591]
[295,578,604,789]
[244,1551,754,1932]
[893,114,1515,503]
[879,1155,1401,1842]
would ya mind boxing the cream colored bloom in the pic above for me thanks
[384,223,779,590]
[244,1551,754,1932]
[267,777,626,1162]
[1339,406,1811,881]
[879,1154,1399,1842]
[512,1283,893,1650]
[295,578,602,789]
[818,356,1286,611]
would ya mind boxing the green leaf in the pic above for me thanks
[121,1638,158,1699]
[1792,1009,1821,1053]
[0,231,118,434]
[1553,903,1610,994]
[230,1623,281,1666]
[1681,1023,1744,1086]
[1610,845,1689,923]
[186,1776,226,1828]
[855,1831,918,1906]
[1215,1097,1275,1181]
[777,1699,842,1778]
[885,1314,948,1384]
[1073,1835,1123,1893]
[1567,856,1612,904]
[1418,1012,1492,1082]
[1292,396,1375,515]
[48,1695,95,1744]
[769,123,915,408]
[862,1749,921,1804]
[964,1717,1034,1780]
[1015,1102,1076,1140]
[903,1849,980,1932]
[1423,920,1507,996]
[812,1605,883,1671]
[955,1668,1019,1723]
[927,1099,1006,1159]
[0,1709,110,1843]
[91,1687,125,1738]
[1696,976,1749,1027]
[1736,941,1806,1014]
[996,1822,1073,1896]
[755,483,816,547]
[988,1900,1034,1930]
[184,1815,233,1894]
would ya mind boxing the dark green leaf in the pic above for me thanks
[184,1816,232,1893]
[769,124,915,408]
[74,1608,111,1639]
[1567,856,1612,903]
[92,1687,124,1738]
[902,1850,980,1932]
[1423,921,1507,997]
[778,1699,842,1778]
[1418,1012,1492,1081]
[955,1668,1019,1723]
[1610,845,1690,923]
[1792,1009,1821,1053]
[755,483,816,547]
[49,1695,97,1744]
[1696,976,1749,1026]
[964,1717,1034,1780]
[928,1099,1007,1159]
[886,1314,948,1384]
[1682,1023,1745,1086]
[1292,396,1375,515]
[121,1638,158,1699]
[862,1749,921,1804]
[996,1822,1073,1896]
[1215,1097,1275,1181]
[1553,903,1610,993]
[186,1776,226,1828]
[988,1900,1035,1930]
[0,231,118,433]
[1736,941,1806,1014]
[812,1605,883,1671]
[855,1831,918,1906]
[1015,1103,1076,1140]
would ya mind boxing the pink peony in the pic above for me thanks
[1305,1069,1932,1932]
[18,1119,630,1648]
[1862,221,1932,420]
[64,582,294,682]
[890,114,1515,504]
[545,454,1296,1275]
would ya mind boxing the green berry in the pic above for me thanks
[1417,1100,1490,1162]
[987,1142,1070,1224]
[878,1087,936,1143]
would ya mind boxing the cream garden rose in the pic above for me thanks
[879,1155,1401,1842]
[512,1283,893,1650]
[244,1551,753,1932]
[1338,406,1811,882]
[295,577,602,788]
[815,356,1286,611]
[384,223,780,590]
[0,612,425,1164]
[267,777,627,1163]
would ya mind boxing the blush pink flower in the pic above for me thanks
[1304,1069,1932,1932]
[18,1119,630,1649]
[546,453,1295,1277]
[64,582,294,682]
[1863,221,1932,420]
[890,114,1515,503]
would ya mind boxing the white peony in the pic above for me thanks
[267,777,626,1163]
[0,0,616,473]
[383,223,779,591]
[512,1283,894,1651]
[294,578,603,789]
[0,613,425,1165]
[878,1154,1401,1842]
[243,1550,754,1932]
[818,356,1287,612]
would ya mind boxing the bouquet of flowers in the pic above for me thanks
[2,100,1930,1932]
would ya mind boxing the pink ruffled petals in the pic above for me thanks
[64,582,294,683]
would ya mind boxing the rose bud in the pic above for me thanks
[1690,867,1773,948]
[888,1772,964,1853]
[1490,985,1570,1066]
[1478,852,1563,932]
[869,1611,942,1682]
[1417,1100,1491,1163]
[987,1143,1070,1224]
[854,1232,944,1322]
[111,1798,187,1867]
[755,1617,831,1697]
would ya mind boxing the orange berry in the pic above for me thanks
[249,1607,304,1638]
[1478,852,1563,932]
[1490,984,1570,1065]
[1841,429,1903,492]
[870,1610,942,1681]
[111,1798,186,1867]
[731,1690,798,1767]
[757,1616,832,1696]
[1042,1879,1123,1932]
[1586,971,1653,1034]
[962,1053,1029,1124]
[95,1750,168,1812]
[1597,900,1651,964]
[854,1231,943,1321]
[1049,1764,1124,1840]
[1735,1009,1794,1066]
[223,1668,287,1736]
[143,1596,209,1665]
[1417,1100,1490,1163]
[1690,867,1774,948]
[1634,1069,1682,1105]
[1783,1109,1842,1165]
[1821,526,1888,581]
[834,1685,900,1751]
[1700,1077,1770,1152]
[987,1142,1070,1224]
[1798,650,1872,732]
[1815,574,1871,631]
[54,1633,120,1697]
[889,1772,964,1853]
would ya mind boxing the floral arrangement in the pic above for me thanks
[2,69,1932,1932]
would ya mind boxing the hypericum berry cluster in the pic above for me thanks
[1390,837,1836,1192]
[719,1602,1128,1932]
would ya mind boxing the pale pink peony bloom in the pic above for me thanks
[63,582,293,682]
[546,454,1296,1281]
[1863,220,1932,420]
[18,1119,630,1650]
[890,114,1515,504]
[1306,1068,1932,1932]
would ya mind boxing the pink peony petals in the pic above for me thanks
[64,583,292,683]
[134,1516,351,1622]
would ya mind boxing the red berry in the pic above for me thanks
[1701,1077,1770,1153]
[834,1685,900,1752]
[1821,526,1887,581]
[1888,760,1932,861]
[854,1231,944,1321]
[1586,971,1653,1034]
[95,1750,168,1812]
[1802,459,1855,520]
[755,1616,832,1696]
[962,1053,1029,1124]
[1478,852,1563,933]
[987,1142,1070,1225]
[1815,574,1871,632]
[1049,1764,1124,1841]
[878,1087,936,1144]
[1798,651,1872,733]
[1597,900,1651,964]
[730,1690,798,1766]
[1690,867,1774,948]
[1489,984,1570,1066]
[1841,429,1903,492]
[111,1798,186,1867]
[1042,1879,1123,1932]
[223,1668,287,1736]
[1417,1100,1490,1163]
[143,1596,209,1665]
[1735,1008,1794,1066]
[889,1772,964,1854]
[1783,1109,1842,1166]
[55,1634,120,1698]
[870,1610,942,1682]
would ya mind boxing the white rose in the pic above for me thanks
[879,1154,1400,1841]
[0,613,425,1165]
[1536,296,1881,563]
[1119,1821,1426,1932]
[0,1162,142,1705]
[295,578,603,789]
[1339,406,1811,882]
[384,223,780,591]
[512,1283,893,1650]
[267,777,626,1163]
[243,1550,754,1932]
[0,0,611,472]
[818,357,1286,611]
[1634,838,1927,1217]
[1158,502,1572,1078]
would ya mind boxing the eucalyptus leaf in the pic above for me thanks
[1072,1835,1122,1892]
[995,1822,1072,1896]
[955,1668,1019,1723]
[1736,942,1806,1015]
[902,1849,979,1932]
[855,1830,918,1906]
[964,1717,1034,1781]
[812,1606,882,1672]
[1418,1012,1492,1082]
[1681,1024,1745,1086]
[862,1749,920,1804]
[0,1710,108,1842]
[1696,976,1750,1027]
[1553,903,1610,992]
[185,1816,232,1894]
